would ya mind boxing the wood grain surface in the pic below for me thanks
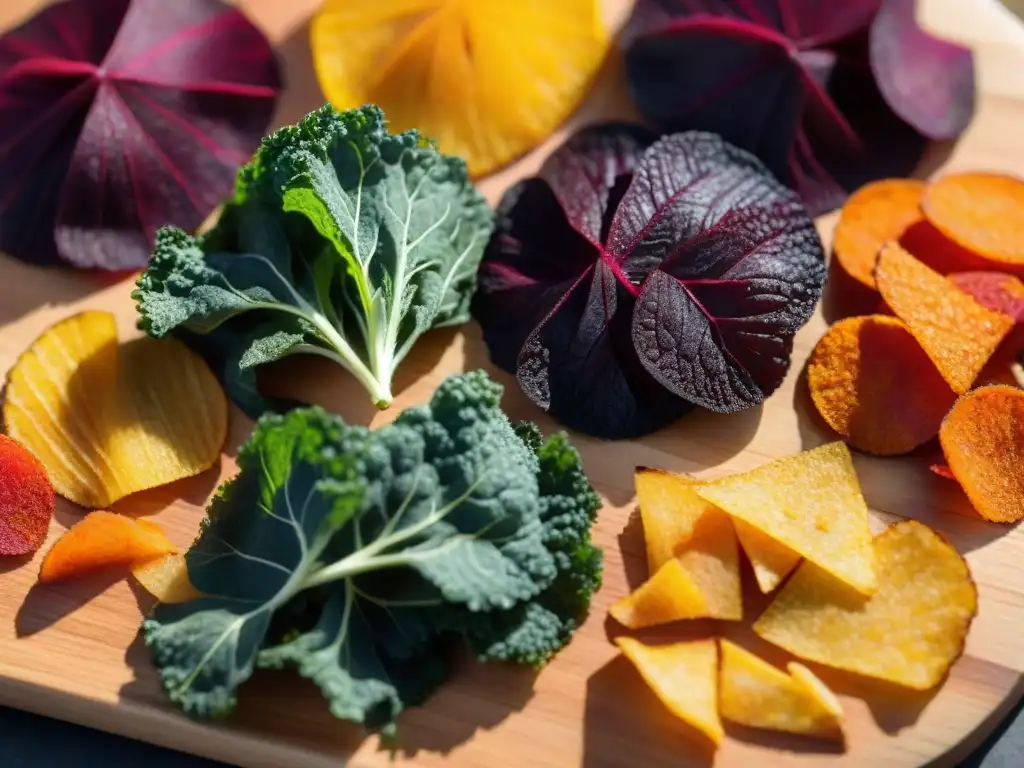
[2,1,1024,766]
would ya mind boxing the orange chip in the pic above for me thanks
[923,173,1024,266]
[939,385,1024,522]
[833,179,925,289]
[875,242,1014,393]
[807,315,957,455]
[3,311,228,508]
[132,552,202,604]
[39,511,177,583]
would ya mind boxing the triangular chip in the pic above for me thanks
[696,443,876,594]
[634,468,742,619]
[132,552,202,604]
[754,521,977,690]
[609,559,708,629]
[875,242,1014,393]
[718,639,844,739]
[789,663,844,721]
[732,518,801,593]
[616,637,723,745]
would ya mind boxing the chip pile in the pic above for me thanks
[811,173,1024,521]
[612,444,978,750]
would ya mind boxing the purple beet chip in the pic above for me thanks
[0,0,281,270]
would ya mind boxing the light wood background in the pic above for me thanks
[2,0,1024,766]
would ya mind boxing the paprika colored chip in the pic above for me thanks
[0,434,55,556]
[948,272,1024,322]
[754,520,977,690]
[609,559,709,629]
[616,637,724,746]
[939,385,1024,522]
[718,639,844,740]
[807,315,957,456]
[132,552,202,604]
[875,242,1014,393]
[732,519,802,594]
[923,173,1024,266]
[696,443,876,594]
[39,511,177,583]
[3,311,228,509]
[833,179,926,289]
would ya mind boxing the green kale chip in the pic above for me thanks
[143,371,601,733]
[132,104,493,414]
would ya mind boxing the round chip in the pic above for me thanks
[807,315,957,455]
[0,435,55,556]
[923,172,1024,266]
[939,385,1024,522]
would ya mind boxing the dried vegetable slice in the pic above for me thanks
[939,385,1024,522]
[754,521,977,690]
[875,242,1014,393]
[310,0,609,177]
[696,443,876,595]
[39,511,177,583]
[718,640,844,740]
[807,315,957,456]
[633,468,742,620]
[832,179,925,289]
[609,559,709,629]
[3,311,228,508]
[948,272,1024,322]
[923,173,1024,266]
[0,434,55,556]
[132,553,202,604]
[789,663,845,724]
[732,519,801,594]
[616,637,724,745]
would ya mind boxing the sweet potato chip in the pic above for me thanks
[616,637,724,746]
[132,552,202,604]
[833,179,925,289]
[732,519,801,594]
[754,520,977,690]
[3,311,228,508]
[609,559,709,629]
[875,242,1014,393]
[807,315,957,455]
[39,510,177,583]
[949,272,1024,322]
[939,385,1024,522]
[633,468,742,620]
[696,443,876,594]
[718,639,844,740]
[0,434,55,556]
[923,172,1024,266]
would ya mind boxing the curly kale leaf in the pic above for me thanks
[133,104,493,416]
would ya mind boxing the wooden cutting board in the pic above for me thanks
[2,0,1024,766]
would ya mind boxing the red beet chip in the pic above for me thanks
[949,272,1024,323]
[0,434,55,556]
[0,0,282,270]
[623,0,975,216]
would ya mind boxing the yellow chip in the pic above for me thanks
[789,663,844,721]
[754,521,977,690]
[132,552,202,604]
[609,559,708,629]
[616,637,723,746]
[718,640,844,740]
[634,468,742,620]
[732,518,802,593]
[696,443,876,594]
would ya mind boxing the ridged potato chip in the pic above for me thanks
[39,511,177,583]
[696,443,876,594]
[718,639,844,740]
[3,311,228,508]
[754,521,977,690]
[616,637,724,746]
[132,552,202,604]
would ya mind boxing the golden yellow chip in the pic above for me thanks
[788,663,844,721]
[609,559,708,629]
[696,443,876,595]
[616,637,723,746]
[3,312,228,508]
[718,640,844,740]
[754,521,977,690]
[732,518,802,593]
[634,468,742,620]
[132,552,202,604]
